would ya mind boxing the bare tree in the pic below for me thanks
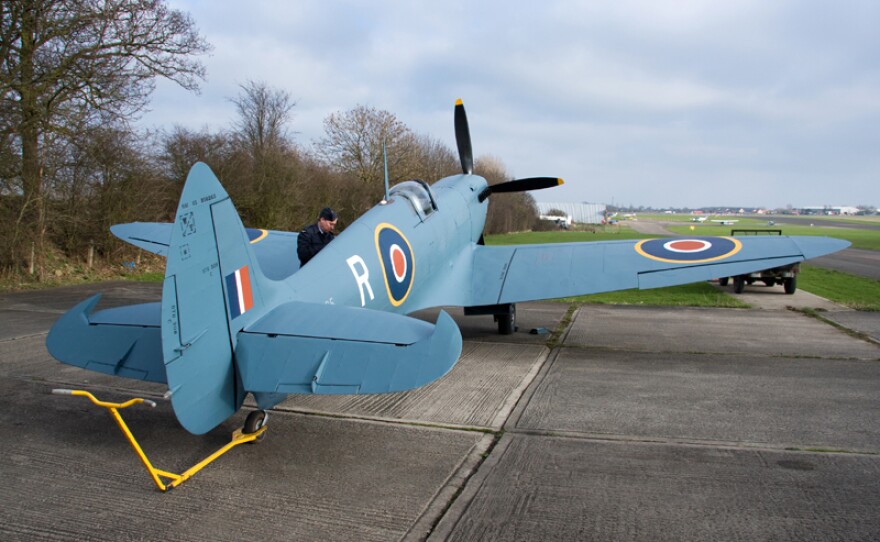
[0,0,210,274]
[412,133,459,184]
[316,105,420,188]
[226,81,303,229]
[50,123,172,258]
[479,155,540,234]
[230,80,295,161]
[160,125,233,184]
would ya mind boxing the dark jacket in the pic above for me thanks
[297,223,335,266]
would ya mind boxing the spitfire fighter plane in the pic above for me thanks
[47,100,850,436]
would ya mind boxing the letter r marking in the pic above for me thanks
[346,255,374,307]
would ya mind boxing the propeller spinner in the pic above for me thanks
[453,99,563,201]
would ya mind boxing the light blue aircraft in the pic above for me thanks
[46,100,849,436]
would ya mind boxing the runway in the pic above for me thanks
[0,282,878,541]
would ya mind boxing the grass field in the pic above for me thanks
[487,228,879,310]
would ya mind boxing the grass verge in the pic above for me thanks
[798,265,880,311]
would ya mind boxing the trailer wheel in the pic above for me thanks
[733,276,746,294]
[762,278,775,287]
[783,276,797,295]
[719,277,729,286]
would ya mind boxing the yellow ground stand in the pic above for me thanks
[52,389,266,492]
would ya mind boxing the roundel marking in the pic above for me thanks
[664,239,711,253]
[635,236,742,263]
[375,224,415,306]
[389,244,407,282]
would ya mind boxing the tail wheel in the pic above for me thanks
[244,410,268,442]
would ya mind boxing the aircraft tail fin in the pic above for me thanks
[161,163,271,434]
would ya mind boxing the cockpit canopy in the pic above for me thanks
[389,179,437,219]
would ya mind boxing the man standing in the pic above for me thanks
[297,208,338,266]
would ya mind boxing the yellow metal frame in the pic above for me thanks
[52,389,266,492]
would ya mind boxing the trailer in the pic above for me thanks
[718,229,799,294]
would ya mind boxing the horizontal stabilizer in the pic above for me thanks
[46,295,166,383]
[111,222,172,256]
[111,221,300,280]
[236,302,462,401]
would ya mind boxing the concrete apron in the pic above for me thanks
[2,281,879,541]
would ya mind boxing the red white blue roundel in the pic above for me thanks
[375,223,415,306]
[635,237,742,263]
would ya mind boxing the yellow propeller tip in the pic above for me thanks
[455,98,464,106]
[558,178,565,185]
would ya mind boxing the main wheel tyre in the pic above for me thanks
[783,276,797,294]
[244,410,268,442]
[497,305,516,335]
[733,276,746,294]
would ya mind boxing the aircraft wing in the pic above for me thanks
[235,301,463,400]
[111,222,300,280]
[469,235,849,305]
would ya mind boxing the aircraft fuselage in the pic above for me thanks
[282,173,489,314]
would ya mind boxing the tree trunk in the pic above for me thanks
[19,4,45,278]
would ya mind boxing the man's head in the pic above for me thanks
[318,207,337,233]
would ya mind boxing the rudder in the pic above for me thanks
[162,163,267,434]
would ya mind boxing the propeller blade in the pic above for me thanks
[490,177,564,193]
[478,177,564,202]
[454,99,474,174]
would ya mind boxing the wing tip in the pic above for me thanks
[793,236,851,260]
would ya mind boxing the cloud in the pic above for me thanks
[142,0,880,208]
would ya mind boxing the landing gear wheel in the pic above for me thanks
[244,410,268,442]
[497,305,516,335]
[732,275,746,294]
[783,276,797,295]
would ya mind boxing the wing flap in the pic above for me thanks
[636,256,802,289]
[236,302,462,400]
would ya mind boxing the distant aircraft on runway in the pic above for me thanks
[46,100,850,436]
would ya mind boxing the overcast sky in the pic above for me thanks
[141,0,879,210]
